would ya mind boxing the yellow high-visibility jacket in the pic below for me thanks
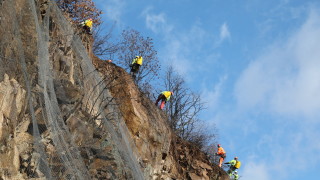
[132,56,143,65]
[161,91,172,101]
[84,19,93,28]
[235,160,241,169]
[228,159,237,166]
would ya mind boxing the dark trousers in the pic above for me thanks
[130,64,140,79]
[227,166,238,176]
[83,25,92,34]
[130,64,140,73]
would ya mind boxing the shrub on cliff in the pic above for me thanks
[55,0,102,26]
[116,29,160,92]
[163,65,217,149]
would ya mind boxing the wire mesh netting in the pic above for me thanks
[0,0,144,179]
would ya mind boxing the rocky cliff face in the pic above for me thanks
[0,0,229,179]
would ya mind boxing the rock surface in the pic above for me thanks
[0,0,229,179]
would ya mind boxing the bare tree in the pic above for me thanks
[116,29,160,89]
[203,143,219,164]
[163,65,215,148]
[93,23,119,59]
[187,122,217,149]
[55,0,103,26]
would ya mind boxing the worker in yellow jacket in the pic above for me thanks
[225,157,241,178]
[155,91,173,109]
[81,18,93,34]
[130,56,143,79]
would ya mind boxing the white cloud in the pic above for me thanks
[146,13,166,33]
[201,75,227,109]
[232,9,320,180]
[241,161,270,180]
[140,8,192,74]
[161,39,191,75]
[141,8,222,77]
[159,23,210,76]
[245,126,320,180]
[234,9,320,119]
[100,0,125,24]
[213,22,231,47]
[141,7,173,34]
[219,22,231,41]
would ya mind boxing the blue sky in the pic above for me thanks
[93,0,320,179]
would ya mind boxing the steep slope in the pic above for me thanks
[0,0,229,179]
[92,57,229,180]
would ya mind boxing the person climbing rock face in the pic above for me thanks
[130,56,143,80]
[81,18,93,34]
[216,144,226,167]
[155,91,173,110]
[225,156,241,179]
